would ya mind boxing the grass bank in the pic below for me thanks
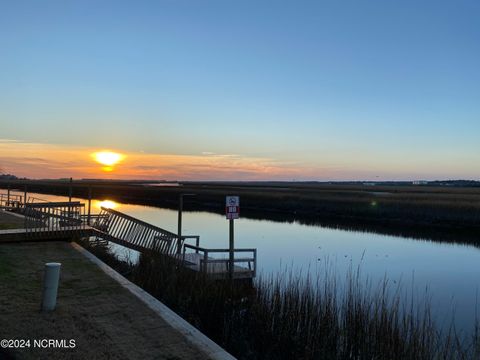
[0,210,25,230]
[0,241,209,360]
[80,240,480,360]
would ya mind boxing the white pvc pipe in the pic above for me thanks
[41,262,61,311]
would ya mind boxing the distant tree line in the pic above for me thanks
[0,173,19,180]
[427,180,480,187]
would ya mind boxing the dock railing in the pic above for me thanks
[0,193,50,210]
[182,235,200,251]
[26,196,49,203]
[0,191,258,279]
[151,234,200,255]
[183,244,257,277]
[0,194,23,209]
[91,207,195,254]
[80,213,109,226]
[24,201,86,236]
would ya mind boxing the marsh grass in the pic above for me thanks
[79,240,480,359]
[12,180,480,244]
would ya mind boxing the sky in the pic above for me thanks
[0,0,479,181]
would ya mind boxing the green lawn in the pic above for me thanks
[0,241,209,360]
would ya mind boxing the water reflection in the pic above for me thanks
[11,191,480,332]
[97,200,118,210]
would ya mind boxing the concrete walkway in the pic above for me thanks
[0,241,223,360]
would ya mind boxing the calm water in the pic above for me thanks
[14,191,480,332]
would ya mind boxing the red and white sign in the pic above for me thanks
[226,196,240,219]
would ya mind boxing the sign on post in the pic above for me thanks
[226,196,239,279]
[226,196,240,219]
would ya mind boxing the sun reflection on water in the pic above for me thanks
[97,200,118,209]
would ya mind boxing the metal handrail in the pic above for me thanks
[99,206,179,237]
[181,235,200,253]
[91,207,200,256]
[181,235,200,241]
[183,244,257,277]
[184,244,256,253]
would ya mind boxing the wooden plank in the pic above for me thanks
[138,227,151,248]
[108,215,122,237]
[133,224,146,245]
[117,216,130,238]
[149,231,161,250]
[122,220,136,243]
[138,226,150,247]
[145,231,155,249]
[129,223,141,246]
[111,216,123,237]
[118,218,130,240]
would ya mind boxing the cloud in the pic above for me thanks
[4,139,405,181]
[0,140,323,180]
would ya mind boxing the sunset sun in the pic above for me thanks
[92,151,125,167]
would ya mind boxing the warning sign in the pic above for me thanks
[226,196,240,219]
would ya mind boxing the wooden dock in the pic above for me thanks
[182,252,255,280]
[0,193,257,281]
[94,207,257,280]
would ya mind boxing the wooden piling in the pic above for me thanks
[87,186,92,225]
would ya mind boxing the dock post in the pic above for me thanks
[87,186,92,225]
[177,193,196,254]
[177,194,183,254]
[23,185,27,204]
[41,262,61,311]
[7,182,10,206]
[68,177,73,203]
[229,219,234,279]
[203,251,208,274]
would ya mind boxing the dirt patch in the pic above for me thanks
[0,242,211,360]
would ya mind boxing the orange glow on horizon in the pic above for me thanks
[1,139,443,181]
[0,140,378,180]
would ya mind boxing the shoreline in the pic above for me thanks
[1,179,480,246]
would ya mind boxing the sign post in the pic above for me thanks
[226,196,240,279]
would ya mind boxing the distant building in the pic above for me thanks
[412,180,428,185]
[363,182,376,186]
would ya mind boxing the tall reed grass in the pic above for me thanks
[16,180,480,245]
[80,240,479,359]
